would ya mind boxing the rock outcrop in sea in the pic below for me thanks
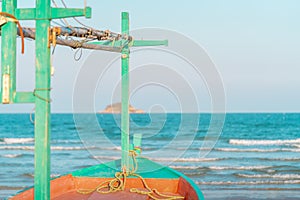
[100,103,144,113]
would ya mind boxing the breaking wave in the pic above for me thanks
[0,138,34,144]
[236,173,300,179]
[208,165,272,170]
[196,180,300,185]
[215,148,300,153]
[150,157,222,162]
[0,146,93,151]
[229,138,300,146]
[170,166,200,170]
[2,154,23,158]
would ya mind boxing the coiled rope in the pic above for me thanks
[77,150,184,200]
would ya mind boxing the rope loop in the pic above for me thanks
[33,88,52,103]
[77,149,184,199]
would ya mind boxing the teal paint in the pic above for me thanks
[1,0,17,104]
[14,92,35,103]
[71,157,205,200]
[121,12,130,172]
[34,0,51,198]
[1,1,176,199]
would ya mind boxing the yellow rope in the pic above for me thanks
[77,171,127,195]
[129,173,184,200]
[77,149,184,200]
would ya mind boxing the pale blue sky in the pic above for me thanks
[0,0,299,113]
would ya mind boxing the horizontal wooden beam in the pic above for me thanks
[88,40,168,47]
[15,7,91,20]
[51,7,91,19]
[14,92,35,103]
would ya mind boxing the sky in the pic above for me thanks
[0,0,299,113]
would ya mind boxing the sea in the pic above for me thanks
[0,113,300,200]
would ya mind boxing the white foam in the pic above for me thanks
[24,174,61,178]
[151,157,221,162]
[97,146,122,151]
[2,138,34,144]
[50,174,61,178]
[0,146,89,151]
[208,165,271,170]
[229,138,300,146]
[2,154,22,158]
[196,180,300,185]
[51,146,87,150]
[0,146,35,150]
[92,156,221,163]
[92,156,120,160]
[237,173,300,179]
[261,157,300,161]
[169,166,199,170]
[215,148,300,153]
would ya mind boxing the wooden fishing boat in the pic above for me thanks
[1,0,205,199]
[11,157,203,200]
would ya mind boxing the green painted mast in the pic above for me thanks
[0,1,167,198]
[1,0,90,199]
[34,0,51,198]
[1,0,17,104]
[121,12,130,172]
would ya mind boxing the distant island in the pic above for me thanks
[100,103,145,114]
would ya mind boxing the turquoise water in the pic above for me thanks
[0,113,300,199]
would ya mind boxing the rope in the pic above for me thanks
[74,48,83,61]
[129,173,184,200]
[77,171,128,195]
[77,149,184,200]
[51,0,70,27]
[0,12,25,54]
[33,88,52,103]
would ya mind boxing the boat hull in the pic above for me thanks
[10,157,204,200]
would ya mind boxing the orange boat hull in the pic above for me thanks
[12,175,199,200]
[10,158,204,200]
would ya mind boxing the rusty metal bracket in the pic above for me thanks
[48,27,61,48]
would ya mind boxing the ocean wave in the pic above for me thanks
[22,173,34,178]
[229,138,300,146]
[2,154,23,158]
[0,146,35,150]
[0,186,25,190]
[169,165,200,170]
[51,174,61,178]
[236,173,300,179]
[196,180,300,185]
[52,139,83,144]
[292,144,300,148]
[91,155,120,160]
[208,165,272,170]
[0,138,34,144]
[91,156,221,163]
[22,173,61,178]
[259,157,300,161]
[150,157,222,162]
[215,148,300,153]
[0,146,93,151]
[96,146,122,151]
[51,146,89,150]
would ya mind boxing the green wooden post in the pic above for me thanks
[0,1,165,197]
[34,0,51,199]
[121,12,130,172]
[1,0,17,104]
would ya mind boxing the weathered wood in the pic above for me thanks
[18,28,123,52]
